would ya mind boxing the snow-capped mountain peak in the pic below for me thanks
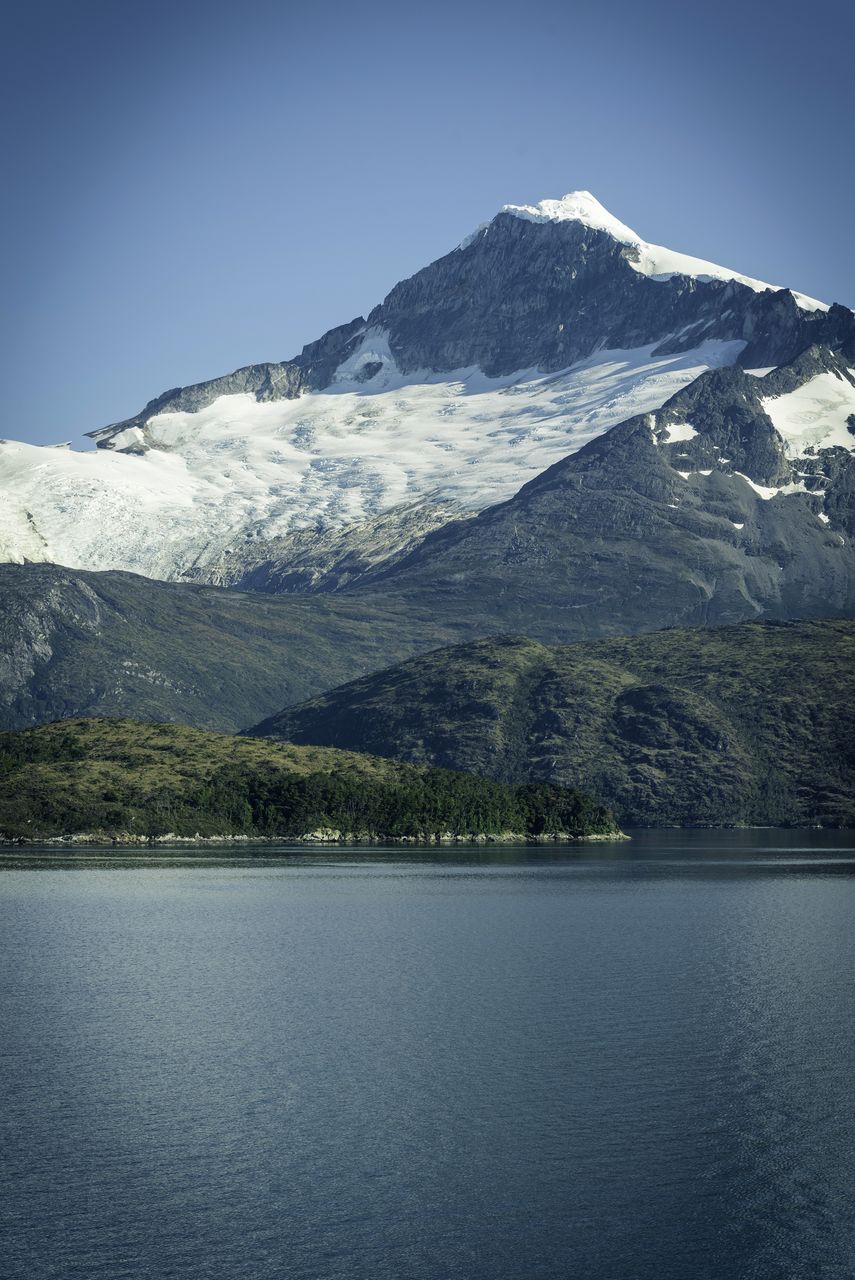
[478,189,828,312]
[1,188,852,590]
[501,190,639,240]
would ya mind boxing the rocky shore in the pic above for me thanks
[0,826,628,847]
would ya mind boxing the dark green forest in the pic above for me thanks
[0,719,619,842]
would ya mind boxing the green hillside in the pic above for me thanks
[251,619,855,828]
[0,718,619,843]
[0,564,474,733]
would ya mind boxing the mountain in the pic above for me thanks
[2,191,854,742]
[0,718,620,843]
[3,192,852,591]
[249,619,855,828]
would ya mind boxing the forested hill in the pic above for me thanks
[0,719,620,843]
[252,619,855,828]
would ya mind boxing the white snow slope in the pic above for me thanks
[762,369,855,456]
[0,337,745,581]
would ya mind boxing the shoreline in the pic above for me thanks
[5,822,848,848]
[0,828,628,848]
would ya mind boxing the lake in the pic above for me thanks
[2,830,855,1279]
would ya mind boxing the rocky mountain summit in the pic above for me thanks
[90,190,847,433]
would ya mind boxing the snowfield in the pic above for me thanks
[0,337,745,581]
[661,422,698,444]
[762,369,855,456]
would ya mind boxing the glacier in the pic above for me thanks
[0,338,745,582]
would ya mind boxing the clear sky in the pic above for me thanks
[2,0,853,446]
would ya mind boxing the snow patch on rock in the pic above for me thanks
[331,327,397,386]
[662,422,698,443]
[733,473,809,500]
[762,370,855,456]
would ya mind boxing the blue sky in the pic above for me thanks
[2,0,853,445]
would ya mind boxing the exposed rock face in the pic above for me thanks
[88,362,306,448]
[737,298,854,369]
[368,214,850,377]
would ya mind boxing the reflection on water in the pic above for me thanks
[2,830,854,1279]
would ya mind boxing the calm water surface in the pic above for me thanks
[2,830,855,1279]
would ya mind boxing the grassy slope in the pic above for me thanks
[0,718,618,841]
[252,619,855,827]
